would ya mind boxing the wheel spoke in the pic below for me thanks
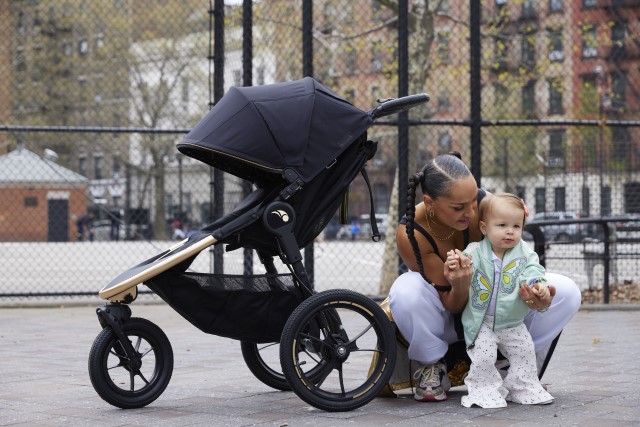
[345,323,373,349]
[133,336,142,352]
[136,370,150,385]
[140,347,154,358]
[109,348,129,359]
[129,371,135,392]
[107,362,126,371]
[312,361,335,387]
[257,342,278,351]
[337,364,346,395]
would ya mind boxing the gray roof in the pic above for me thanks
[0,147,89,184]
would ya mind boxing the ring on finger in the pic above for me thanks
[526,300,534,305]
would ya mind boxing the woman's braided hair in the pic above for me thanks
[405,152,472,283]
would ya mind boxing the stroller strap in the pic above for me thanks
[360,168,381,242]
[338,167,380,241]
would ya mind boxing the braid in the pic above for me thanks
[405,153,471,284]
[405,171,430,283]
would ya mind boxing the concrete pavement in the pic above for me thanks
[1,303,639,426]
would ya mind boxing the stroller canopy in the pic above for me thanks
[178,77,373,186]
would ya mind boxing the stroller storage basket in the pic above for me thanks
[146,272,303,343]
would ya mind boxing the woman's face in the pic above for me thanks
[428,175,478,230]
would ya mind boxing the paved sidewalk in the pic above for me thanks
[1,304,639,427]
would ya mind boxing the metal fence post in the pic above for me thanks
[397,0,409,275]
[242,0,254,275]
[469,0,482,185]
[211,0,225,274]
[302,0,314,286]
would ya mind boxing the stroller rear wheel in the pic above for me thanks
[88,317,173,409]
[280,289,396,412]
[241,341,290,391]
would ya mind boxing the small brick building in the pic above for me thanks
[0,147,89,242]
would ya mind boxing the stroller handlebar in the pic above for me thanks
[369,93,430,120]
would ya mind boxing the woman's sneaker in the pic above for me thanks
[413,361,451,402]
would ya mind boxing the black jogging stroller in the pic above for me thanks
[88,77,430,412]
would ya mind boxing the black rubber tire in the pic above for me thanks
[88,317,173,409]
[240,341,291,391]
[280,289,396,412]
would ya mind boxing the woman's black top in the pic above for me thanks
[400,188,487,290]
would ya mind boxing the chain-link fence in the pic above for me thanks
[1,0,639,305]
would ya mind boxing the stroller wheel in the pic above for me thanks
[241,341,290,391]
[88,317,173,409]
[280,289,396,412]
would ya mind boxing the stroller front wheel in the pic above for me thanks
[88,317,173,409]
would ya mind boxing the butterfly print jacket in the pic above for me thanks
[460,237,546,348]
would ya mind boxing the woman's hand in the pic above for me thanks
[520,282,556,311]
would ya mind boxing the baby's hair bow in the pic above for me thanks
[520,198,530,217]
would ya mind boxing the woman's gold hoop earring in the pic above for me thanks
[429,209,434,218]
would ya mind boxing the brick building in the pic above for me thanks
[0,147,88,242]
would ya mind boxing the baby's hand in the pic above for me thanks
[532,282,550,299]
[446,250,460,271]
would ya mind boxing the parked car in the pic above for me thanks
[615,214,640,243]
[526,211,583,243]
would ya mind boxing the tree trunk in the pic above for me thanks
[378,168,399,296]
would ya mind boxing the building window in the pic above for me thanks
[522,33,536,64]
[78,39,89,55]
[256,66,265,85]
[24,197,38,207]
[78,156,87,177]
[437,29,450,62]
[344,88,355,104]
[522,80,536,117]
[554,187,566,211]
[582,24,597,58]
[112,156,121,177]
[548,78,563,115]
[95,33,105,50]
[548,30,563,62]
[438,91,451,112]
[535,188,546,213]
[582,0,596,9]
[371,41,383,72]
[438,132,452,153]
[580,74,599,113]
[181,78,189,104]
[583,132,597,169]
[611,22,626,59]
[437,0,450,14]
[612,127,630,163]
[494,35,509,64]
[345,46,357,75]
[522,0,536,18]
[548,130,565,167]
[94,155,103,180]
[611,71,627,111]
[549,0,563,13]
[582,185,590,217]
[63,41,73,56]
[601,186,611,215]
[15,48,26,72]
